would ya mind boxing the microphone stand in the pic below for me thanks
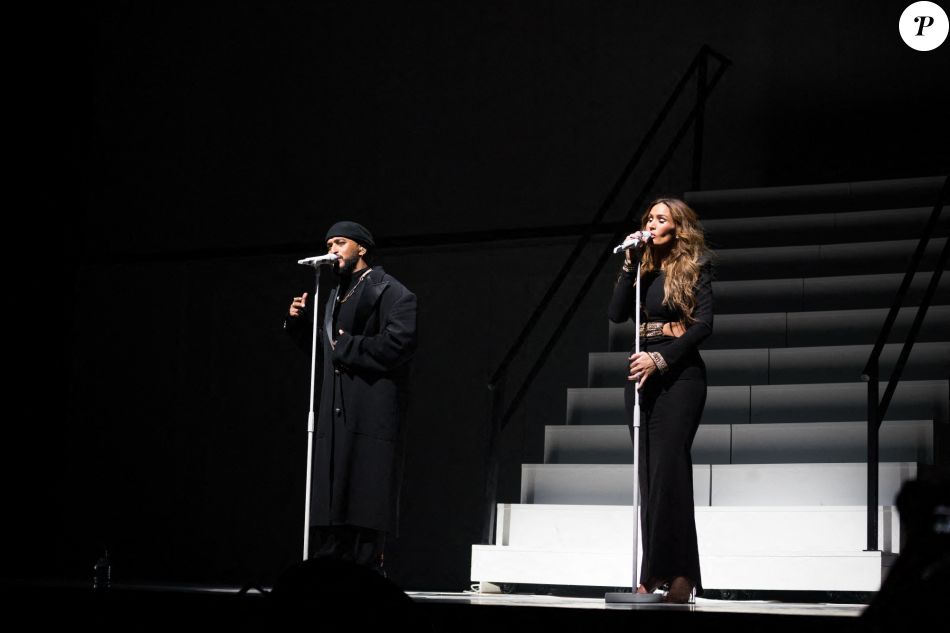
[301,264,324,560]
[606,254,661,604]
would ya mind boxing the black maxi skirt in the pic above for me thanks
[623,336,706,594]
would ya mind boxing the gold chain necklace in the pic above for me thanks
[337,268,373,304]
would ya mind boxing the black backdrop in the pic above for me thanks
[10,0,949,592]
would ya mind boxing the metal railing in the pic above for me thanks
[861,175,949,551]
[481,45,732,544]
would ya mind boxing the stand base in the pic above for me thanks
[604,591,663,603]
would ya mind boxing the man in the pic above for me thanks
[285,220,417,570]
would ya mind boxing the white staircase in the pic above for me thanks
[470,177,949,594]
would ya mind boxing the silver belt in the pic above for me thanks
[639,322,667,338]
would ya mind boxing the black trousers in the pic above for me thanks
[309,525,386,569]
[624,343,706,594]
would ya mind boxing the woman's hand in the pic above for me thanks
[623,231,651,264]
[628,351,657,389]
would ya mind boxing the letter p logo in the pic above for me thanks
[915,15,935,35]
[900,2,948,50]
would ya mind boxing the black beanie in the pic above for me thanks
[325,221,375,248]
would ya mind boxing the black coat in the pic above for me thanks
[288,266,417,534]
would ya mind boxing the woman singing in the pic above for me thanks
[607,197,713,603]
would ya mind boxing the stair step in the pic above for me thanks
[683,175,946,218]
[565,380,949,426]
[729,420,933,464]
[520,462,917,506]
[545,424,731,465]
[702,206,950,248]
[588,342,950,387]
[608,305,950,351]
[471,545,895,591]
[710,462,917,506]
[494,504,900,554]
[544,420,934,465]
[713,272,950,313]
[521,464,712,506]
[711,238,946,281]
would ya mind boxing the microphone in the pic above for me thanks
[297,253,340,267]
[612,231,653,254]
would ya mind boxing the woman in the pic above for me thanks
[607,197,713,603]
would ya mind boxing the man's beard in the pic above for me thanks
[334,256,357,276]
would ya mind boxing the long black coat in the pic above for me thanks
[289,266,417,534]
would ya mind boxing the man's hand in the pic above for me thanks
[289,292,308,317]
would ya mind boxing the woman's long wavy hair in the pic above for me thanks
[637,197,709,324]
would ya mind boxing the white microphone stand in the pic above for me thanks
[297,255,335,560]
[606,255,661,603]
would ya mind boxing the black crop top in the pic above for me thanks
[607,260,714,368]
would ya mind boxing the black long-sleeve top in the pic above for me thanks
[607,260,714,368]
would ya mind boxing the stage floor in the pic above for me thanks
[5,581,885,632]
[408,590,866,617]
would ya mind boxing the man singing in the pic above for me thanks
[285,221,417,571]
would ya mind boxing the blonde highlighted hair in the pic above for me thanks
[637,197,709,324]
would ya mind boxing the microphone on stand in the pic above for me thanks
[297,253,339,267]
[612,231,653,254]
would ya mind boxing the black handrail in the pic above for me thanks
[481,45,731,545]
[861,175,948,552]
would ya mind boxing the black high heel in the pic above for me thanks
[661,576,695,604]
